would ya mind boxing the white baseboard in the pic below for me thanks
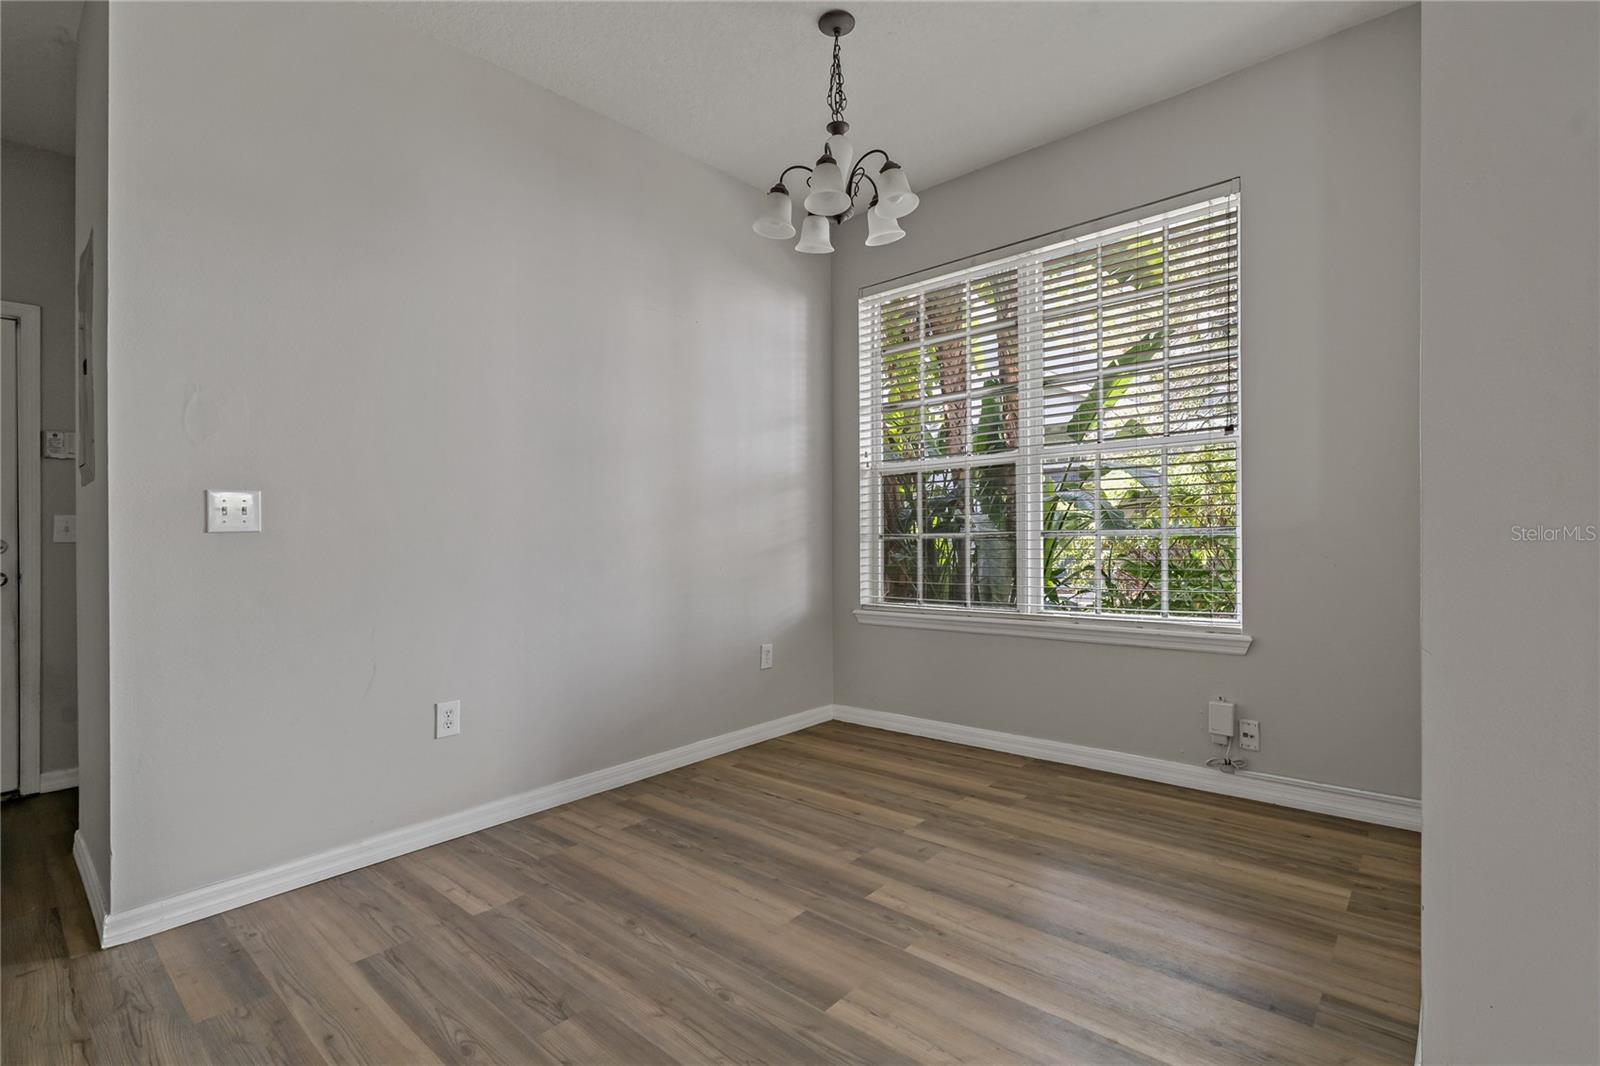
[94,705,833,947]
[39,767,79,793]
[833,706,1421,831]
[85,699,1417,948]
[73,830,109,941]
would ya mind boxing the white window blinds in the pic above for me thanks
[858,182,1241,626]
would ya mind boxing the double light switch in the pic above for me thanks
[206,490,262,533]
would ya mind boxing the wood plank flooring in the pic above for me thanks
[2,722,1420,1064]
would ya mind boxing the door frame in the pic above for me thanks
[3,301,43,796]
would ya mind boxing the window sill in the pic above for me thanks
[853,606,1253,655]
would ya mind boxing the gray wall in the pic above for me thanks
[74,0,110,897]
[1,140,77,774]
[102,2,832,911]
[1419,4,1600,1061]
[831,9,1422,797]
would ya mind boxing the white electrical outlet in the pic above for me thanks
[205,490,262,533]
[1238,718,1260,751]
[759,643,774,670]
[435,699,461,738]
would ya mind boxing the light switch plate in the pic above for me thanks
[206,490,262,533]
[52,515,76,543]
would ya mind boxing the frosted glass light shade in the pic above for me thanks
[877,163,920,218]
[865,202,905,246]
[825,131,855,177]
[795,214,834,254]
[803,159,851,216]
[752,187,795,239]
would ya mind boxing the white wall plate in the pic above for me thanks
[205,490,262,533]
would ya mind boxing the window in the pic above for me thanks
[857,183,1242,646]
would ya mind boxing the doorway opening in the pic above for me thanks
[2,301,43,796]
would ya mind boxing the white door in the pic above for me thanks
[2,317,17,793]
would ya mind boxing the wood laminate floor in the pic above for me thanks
[2,722,1420,1064]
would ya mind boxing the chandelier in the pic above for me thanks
[752,9,919,253]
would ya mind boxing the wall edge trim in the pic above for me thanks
[833,705,1422,830]
[72,830,109,942]
[40,767,80,793]
[97,705,835,946]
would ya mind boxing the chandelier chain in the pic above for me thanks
[827,33,847,125]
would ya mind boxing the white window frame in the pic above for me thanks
[855,181,1251,655]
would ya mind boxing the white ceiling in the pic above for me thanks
[385,1,1407,191]
[1,0,80,156]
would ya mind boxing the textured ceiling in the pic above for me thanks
[1,0,80,156]
[384,1,1408,191]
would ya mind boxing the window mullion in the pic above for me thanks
[1018,258,1044,613]
[862,300,881,607]
[1092,241,1105,615]
[1160,221,1172,619]
[964,280,974,608]
[916,291,926,605]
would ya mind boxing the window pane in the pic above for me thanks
[1043,462,1096,533]
[882,403,920,460]
[970,463,1016,534]
[1100,366,1165,442]
[1042,307,1098,379]
[1169,355,1236,434]
[881,344,922,406]
[1043,377,1098,446]
[881,473,917,535]
[1042,535,1095,611]
[924,282,966,336]
[922,537,968,605]
[1042,245,1099,380]
[1168,281,1234,362]
[1100,290,1165,359]
[1168,444,1237,529]
[922,468,966,533]
[1168,534,1237,618]
[926,338,966,400]
[883,539,918,602]
[1167,211,1236,286]
[1097,451,1163,531]
[971,388,1019,454]
[970,269,1018,327]
[923,396,969,457]
[1099,535,1163,615]
[970,326,1018,391]
[879,295,920,350]
[1101,230,1166,294]
[971,536,1016,607]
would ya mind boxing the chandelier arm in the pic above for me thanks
[777,163,815,188]
[849,169,879,205]
[852,148,891,178]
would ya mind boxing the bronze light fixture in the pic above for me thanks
[752,10,919,253]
